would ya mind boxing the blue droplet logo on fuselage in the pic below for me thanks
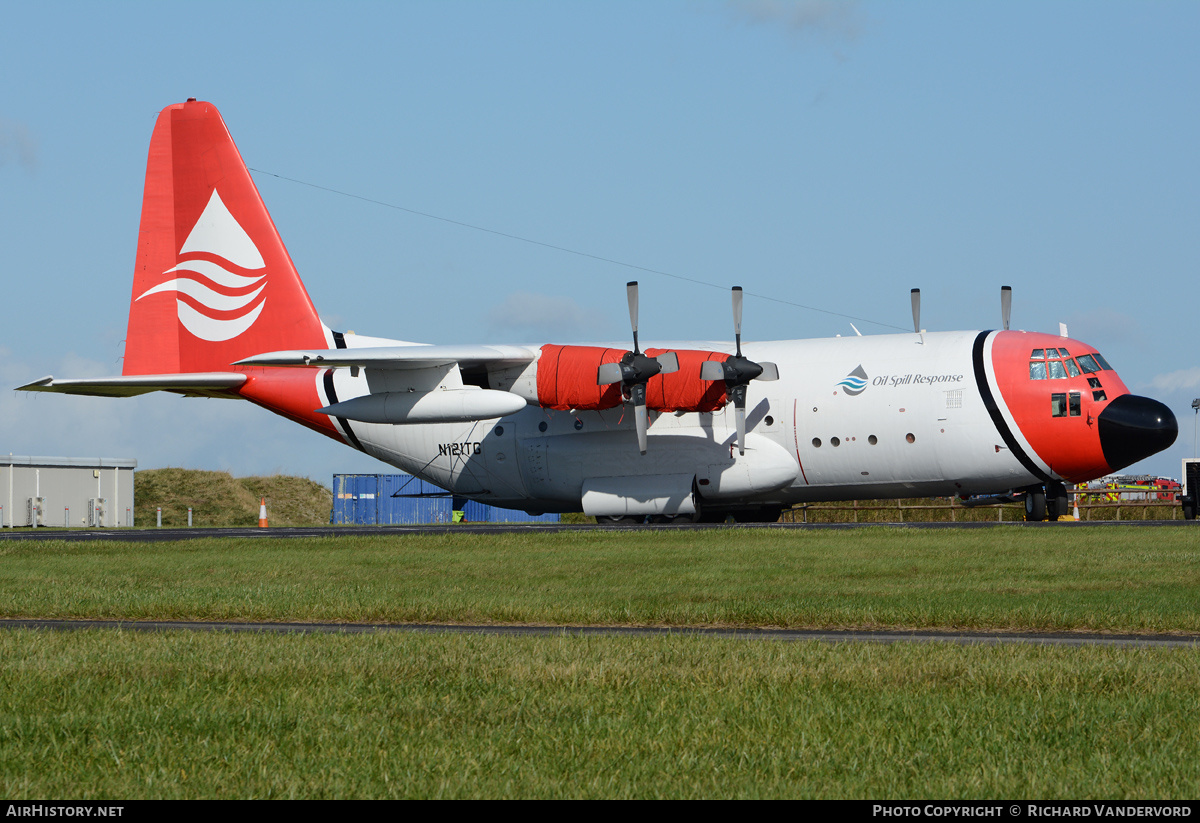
[838,365,868,396]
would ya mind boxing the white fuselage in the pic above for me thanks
[317,330,1039,513]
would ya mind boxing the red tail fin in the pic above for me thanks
[122,100,329,375]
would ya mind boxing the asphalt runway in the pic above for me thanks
[0,519,1193,542]
[2,618,1198,649]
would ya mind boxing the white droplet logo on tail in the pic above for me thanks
[136,190,267,341]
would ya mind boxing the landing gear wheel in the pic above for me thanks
[1046,482,1069,521]
[745,506,783,524]
[1183,497,1197,521]
[699,506,783,524]
[1024,487,1047,522]
[597,515,646,525]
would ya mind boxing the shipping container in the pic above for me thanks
[332,473,560,525]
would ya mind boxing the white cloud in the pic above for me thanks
[1150,367,1200,394]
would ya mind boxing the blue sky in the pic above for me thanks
[2,0,1197,484]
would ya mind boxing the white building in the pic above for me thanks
[1,455,136,527]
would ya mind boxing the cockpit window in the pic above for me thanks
[1030,346,1098,380]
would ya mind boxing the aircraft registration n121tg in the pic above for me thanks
[19,100,1179,523]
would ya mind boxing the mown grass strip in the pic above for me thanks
[0,630,1196,799]
[1,527,1197,632]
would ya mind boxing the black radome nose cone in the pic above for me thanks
[1097,394,1178,472]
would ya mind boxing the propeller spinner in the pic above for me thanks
[597,281,679,454]
[700,286,779,455]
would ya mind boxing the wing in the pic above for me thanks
[236,344,539,424]
[17,373,247,399]
[234,344,536,370]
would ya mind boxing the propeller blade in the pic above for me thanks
[597,361,623,386]
[712,286,777,450]
[634,404,649,455]
[700,360,725,381]
[627,281,640,352]
[1001,285,1012,331]
[732,286,744,356]
[911,288,921,334]
[630,383,650,455]
[655,351,679,375]
[603,282,666,453]
[735,402,747,456]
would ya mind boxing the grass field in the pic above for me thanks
[1,630,1197,799]
[1,527,1197,632]
[1,526,1197,798]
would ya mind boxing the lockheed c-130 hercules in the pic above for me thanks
[19,100,1179,523]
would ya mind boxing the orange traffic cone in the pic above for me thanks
[258,497,268,528]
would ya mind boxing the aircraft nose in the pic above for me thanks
[1097,394,1178,472]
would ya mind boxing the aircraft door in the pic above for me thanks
[476,418,532,506]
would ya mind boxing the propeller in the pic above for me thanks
[911,288,921,333]
[597,281,679,454]
[700,286,779,456]
[1001,285,1011,331]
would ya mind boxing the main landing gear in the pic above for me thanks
[1024,482,1069,522]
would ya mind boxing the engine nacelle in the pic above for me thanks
[533,344,730,413]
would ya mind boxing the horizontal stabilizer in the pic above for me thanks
[236,344,536,370]
[17,373,247,398]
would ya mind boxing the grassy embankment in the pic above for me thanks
[133,468,332,527]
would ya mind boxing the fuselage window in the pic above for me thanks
[1051,393,1067,417]
[1030,360,1047,380]
[1076,354,1100,374]
[1093,390,1107,402]
[1069,393,1081,417]
[1048,360,1067,380]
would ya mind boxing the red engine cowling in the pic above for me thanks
[644,348,729,413]
[535,344,729,413]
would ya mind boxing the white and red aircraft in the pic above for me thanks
[19,100,1178,522]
